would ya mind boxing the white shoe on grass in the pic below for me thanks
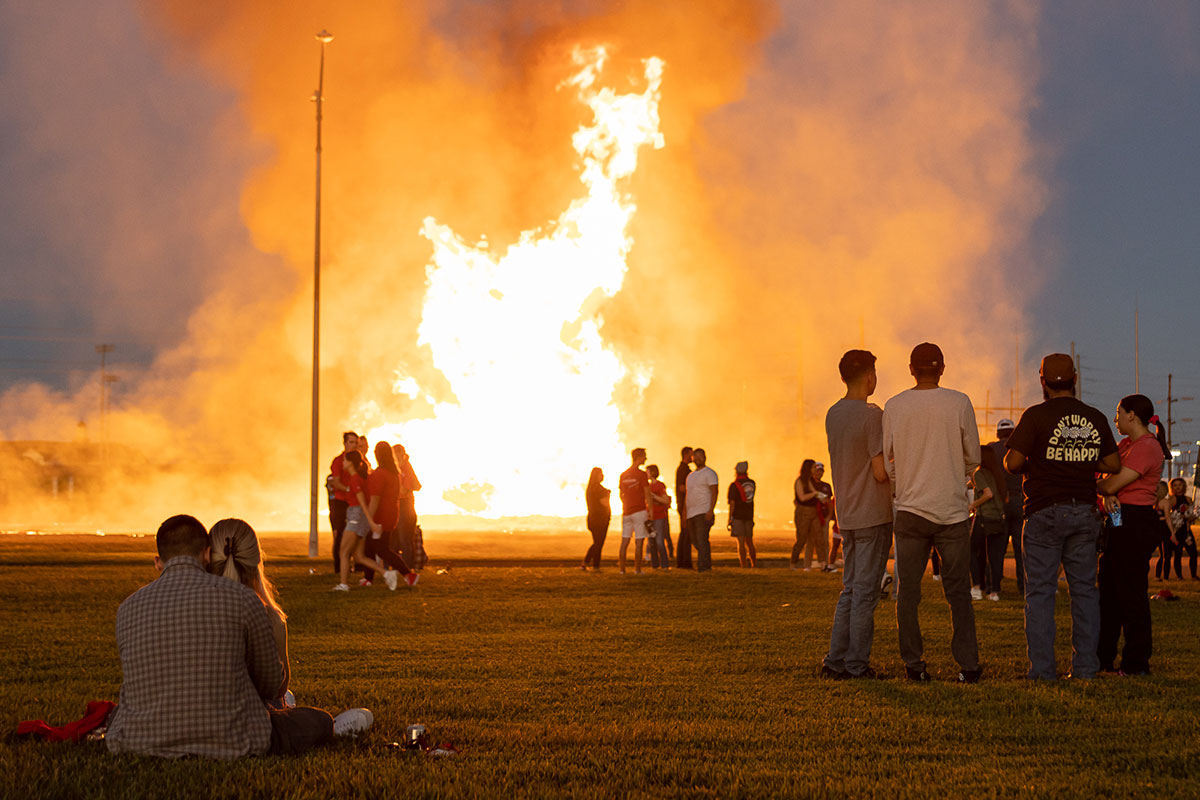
[384,569,399,591]
[987,592,1000,601]
[332,583,349,592]
[333,708,374,737]
[970,587,983,600]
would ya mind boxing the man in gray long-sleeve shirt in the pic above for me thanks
[107,515,333,759]
[883,343,982,683]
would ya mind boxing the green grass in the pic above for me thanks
[2,533,1200,798]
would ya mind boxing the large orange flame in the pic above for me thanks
[368,48,664,517]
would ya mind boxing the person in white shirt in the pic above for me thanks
[883,342,982,683]
[684,448,719,572]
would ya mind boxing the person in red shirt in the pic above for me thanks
[646,464,672,570]
[364,442,418,591]
[1096,393,1172,675]
[617,448,653,575]
[333,451,414,592]
[327,431,359,574]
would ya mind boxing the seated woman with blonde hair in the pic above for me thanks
[208,518,291,705]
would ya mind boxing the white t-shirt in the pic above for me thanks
[685,466,719,520]
[882,386,980,525]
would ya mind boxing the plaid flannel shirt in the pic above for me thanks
[106,556,283,759]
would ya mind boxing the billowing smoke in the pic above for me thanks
[1,0,1044,531]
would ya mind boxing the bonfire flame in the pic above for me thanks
[368,47,664,518]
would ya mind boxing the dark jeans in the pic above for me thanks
[676,509,693,569]
[329,499,348,574]
[970,516,1008,594]
[894,511,979,672]
[1098,505,1160,673]
[1177,529,1199,578]
[824,522,893,675]
[584,520,608,568]
[1022,502,1101,680]
[267,706,334,755]
[689,515,714,571]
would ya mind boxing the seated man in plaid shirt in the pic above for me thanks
[106,515,334,758]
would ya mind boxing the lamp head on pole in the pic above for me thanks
[316,30,334,44]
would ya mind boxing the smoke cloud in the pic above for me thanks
[1,0,1046,531]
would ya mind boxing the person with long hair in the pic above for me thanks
[1154,481,1179,580]
[1168,477,1198,579]
[582,467,611,571]
[1096,393,1171,675]
[792,459,828,570]
[208,518,290,704]
[967,446,1008,601]
[366,441,419,590]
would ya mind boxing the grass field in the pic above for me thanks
[2,532,1199,799]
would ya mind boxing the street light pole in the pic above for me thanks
[309,29,333,558]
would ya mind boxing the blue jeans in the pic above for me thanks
[823,522,893,675]
[689,515,714,571]
[649,517,670,568]
[1022,502,1102,680]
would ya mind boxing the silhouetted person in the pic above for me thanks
[675,447,693,569]
[685,448,719,572]
[618,448,653,574]
[582,467,611,571]
[727,461,757,568]
[328,431,359,574]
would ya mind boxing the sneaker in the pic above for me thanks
[821,564,838,573]
[332,583,350,592]
[332,708,374,737]
[932,574,942,582]
[905,666,932,682]
[819,665,846,680]
[987,592,1000,602]
[880,574,894,593]
[405,572,420,588]
[957,668,983,684]
[384,569,399,591]
[970,587,983,600]
[358,578,373,587]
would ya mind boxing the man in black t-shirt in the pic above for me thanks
[1004,353,1121,681]
[675,447,693,569]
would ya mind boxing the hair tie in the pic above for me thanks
[1150,415,1161,425]
[224,539,237,558]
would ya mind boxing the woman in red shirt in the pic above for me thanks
[1096,394,1172,675]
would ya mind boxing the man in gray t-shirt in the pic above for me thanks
[820,350,893,679]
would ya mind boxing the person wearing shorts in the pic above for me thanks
[728,461,757,568]
[618,448,653,575]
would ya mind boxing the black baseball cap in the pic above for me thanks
[910,342,944,369]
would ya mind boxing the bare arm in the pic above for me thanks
[794,478,819,502]
[357,490,381,534]
[968,487,994,512]
[707,484,718,520]
[870,453,888,484]
[1096,451,1121,475]
[1005,449,1026,474]
[1097,467,1141,496]
[269,609,290,699]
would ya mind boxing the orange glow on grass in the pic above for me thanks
[367,48,664,517]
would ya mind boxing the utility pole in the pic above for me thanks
[1015,334,1020,410]
[1075,352,1083,400]
[309,30,334,558]
[1166,373,1195,476]
[1070,341,1078,399]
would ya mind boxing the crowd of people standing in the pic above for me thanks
[582,343,1192,682]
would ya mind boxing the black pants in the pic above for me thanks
[1098,505,1160,672]
[1178,532,1199,578]
[584,520,608,568]
[676,509,693,569]
[267,706,333,755]
[1005,500,1024,594]
[970,516,1008,593]
[329,499,348,574]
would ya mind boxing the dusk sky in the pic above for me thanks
[2,1,1198,475]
